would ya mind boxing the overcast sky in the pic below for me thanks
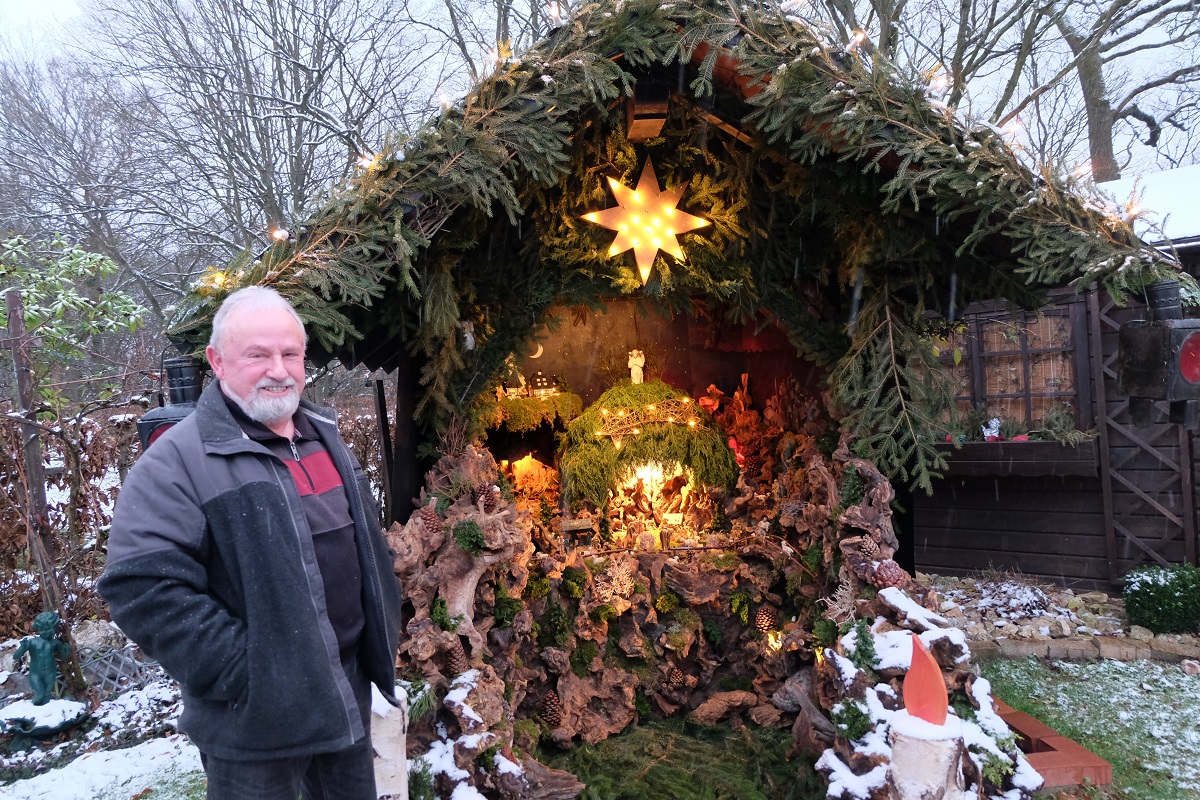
[0,0,80,52]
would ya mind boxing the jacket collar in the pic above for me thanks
[194,380,338,449]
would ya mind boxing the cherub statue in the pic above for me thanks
[628,349,645,384]
[13,611,71,705]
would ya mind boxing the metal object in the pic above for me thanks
[1117,280,1200,428]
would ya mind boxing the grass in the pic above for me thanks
[980,657,1200,800]
[541,719,825,800]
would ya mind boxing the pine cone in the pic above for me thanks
[540,691,563,727]
[447,637,469,676]
[860,537,880,558]
[742,455,766,476]
[755,605,778,633]
[419,504,442,531]
[869,559,911,590]
[483,485,501,512]
[665,666,685,688]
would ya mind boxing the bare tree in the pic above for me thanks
[75,0,438,264]
[811,0,1200,178]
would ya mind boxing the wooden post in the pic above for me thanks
[3,290,54,562]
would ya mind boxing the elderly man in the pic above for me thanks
[100,286,403,800]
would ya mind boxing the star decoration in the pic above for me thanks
[581,158,710,285]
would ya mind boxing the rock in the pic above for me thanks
[444,666,509,735]
[748,704,784,727]
[1129,625,1155,642]
[1078,591,1109,604]
[73,620,128,653]
[553,668,637,745]
[689,690,758,726]
[521,757,586,799]
[1181,659,1200,676]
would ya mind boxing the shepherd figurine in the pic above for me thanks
[13,611,71,706]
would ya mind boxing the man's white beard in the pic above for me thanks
[234,378,301,426]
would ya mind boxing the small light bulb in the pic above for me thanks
[272,228,289,241]
[357,154,375,169]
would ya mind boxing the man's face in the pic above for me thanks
[206,305,306,426]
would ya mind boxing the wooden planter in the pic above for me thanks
[938,440,1099,478]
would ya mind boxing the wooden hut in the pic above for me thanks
[170,0,1192,590]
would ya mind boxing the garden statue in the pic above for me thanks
[628,348,645,384]
[13,612,71,706]
[981,416,1002,441]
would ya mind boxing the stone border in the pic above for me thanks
[971,635,1200,662]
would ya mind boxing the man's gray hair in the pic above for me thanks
[209,286,307,353]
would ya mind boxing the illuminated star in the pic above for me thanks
[581,158,710,285]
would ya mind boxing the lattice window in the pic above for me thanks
[944,302,1087,427]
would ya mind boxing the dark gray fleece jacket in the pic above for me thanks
[99,382,403,760]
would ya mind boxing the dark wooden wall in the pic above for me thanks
[913,290,1198,589]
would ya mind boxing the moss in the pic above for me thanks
[559,381,738,507]
[673,607,700,630]
[589,604,618,623]
[718,675,755,693]
[634,688,651,718]
[431,597,463,632]
[704,551,741,572]
[839,465,865,507]
[479,392,584,433]
[801,543,823,573]
[561,567,588,600]
[453,520,486,556]
[665,627,690,651]
[570,640,599,677]
[494,582,524,629]
[654,590,681,615]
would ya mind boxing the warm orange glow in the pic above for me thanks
[580,158,710,285]
[904,636,948,725]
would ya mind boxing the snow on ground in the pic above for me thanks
[0,735,202,800]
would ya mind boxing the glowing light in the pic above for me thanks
[439,94,453,110]
[766,630,783,652]
[546,1,562,25]
[1074,162,1092,178]
[357,153,376,169]
[271,228,290,241]
[647,404,656,411]
[580,158,710,285]
[687,419,697,427]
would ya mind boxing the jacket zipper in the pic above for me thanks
[270,456,359,736]
[289,440,316,492]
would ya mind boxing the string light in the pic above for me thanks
[357,153,376,169]
[271,228,290,241]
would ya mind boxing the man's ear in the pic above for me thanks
[206,344,225,380]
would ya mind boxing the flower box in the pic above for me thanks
[937,439,1098,478]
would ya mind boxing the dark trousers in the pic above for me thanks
[200,654,375,800]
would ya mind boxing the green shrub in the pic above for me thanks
[729,589,753,625]
[702,618,723,645]
[526,570,551,599]
[839,465,865,507]
[848,618,877,672]
[812,617,839,649]
[831,699,871,742]
[453,520,486,556]
[654,590,681,615]
[571,640,599,677]
[1124,565,1200,633]
[408,758,435,800]
[538,598,572,648]
[589,604,618,623]
[562,567,588,599]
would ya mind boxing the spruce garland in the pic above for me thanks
[171,0,1193,491]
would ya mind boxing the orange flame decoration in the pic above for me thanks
[903,635,948,726]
